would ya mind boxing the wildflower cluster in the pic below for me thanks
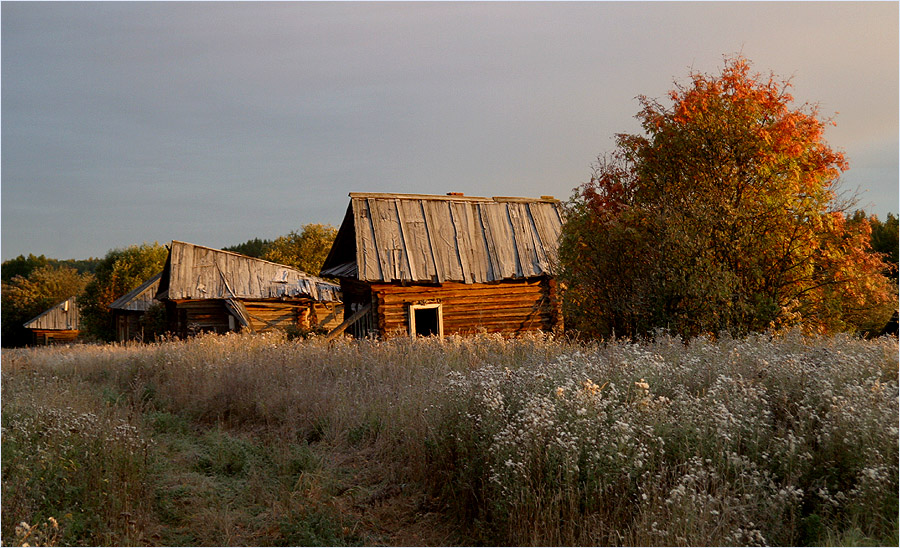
[429,331,899,545]
[14,517,61,547]
[2,398,153,545]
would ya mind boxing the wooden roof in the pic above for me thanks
[23,296,80,331]
[156,241,341,302]
[320,192,565,283]
[109,273,162,312]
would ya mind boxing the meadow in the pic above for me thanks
[1,330,897,546]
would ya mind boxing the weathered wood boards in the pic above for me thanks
[23,296,80,345]
[329,193,564,284]
[157,241,344,337]
[321,193,566,339]
[109,273,162,312]
[159,241,341,302]
[109,273,163,342]
[370,279,562,337]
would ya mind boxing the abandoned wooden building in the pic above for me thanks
[108,273,162,342]
[23,296,80,345]
[320,192,565,338]
[155,241,343,337]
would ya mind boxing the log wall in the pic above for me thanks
[115,311,145,342]
[168,299,344,337]
[30,329,79,345]
[170,300,232,336]
[242,301,343,333]
[369,278,562,338]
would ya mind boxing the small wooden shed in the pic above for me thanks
[155,241,343,337]
[109,273,162,342]
[23,296,80,345]
[320,192,565,338]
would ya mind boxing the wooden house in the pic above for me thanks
[23,296,80,345]
[155,241,343,337]
[320,192,565,338]
[108,273,162,342]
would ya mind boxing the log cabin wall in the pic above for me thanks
[242,300,343,333]
[167,299,344,337]
[114,311,145,342]
[31,329,79,345]
[169,300,232,336]
[370,278,562,337]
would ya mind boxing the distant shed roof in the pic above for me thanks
[156,241,341,302]
[109,273,162,312]
[320,192,565,283]
[23,296,80,331]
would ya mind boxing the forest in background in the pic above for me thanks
[1,224,337,347]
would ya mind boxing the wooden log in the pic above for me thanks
[325,303,373,342]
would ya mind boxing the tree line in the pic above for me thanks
[1,224,337,346]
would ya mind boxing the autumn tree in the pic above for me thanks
[559,56,896,339]
[79,243,168,341]
[1,265,92,346]
[261,224,337,275]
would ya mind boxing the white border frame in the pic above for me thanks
[408,302,444,337]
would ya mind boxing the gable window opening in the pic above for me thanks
[409,302,443,337]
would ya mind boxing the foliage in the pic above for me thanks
[560,56,896,339]
[222,237,273,258]
[79,243,168,342]
[2,254,100,283]
[261,224,337,275]
[867,212,899,280]
[1,396,154,546]
[138,301,169,342]
[1,265,92,347]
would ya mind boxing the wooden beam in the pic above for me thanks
[324,303,373,342]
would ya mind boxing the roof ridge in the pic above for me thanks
[347,192,558,203]
[169,240,324,279]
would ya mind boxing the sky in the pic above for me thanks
[2,1,897,261]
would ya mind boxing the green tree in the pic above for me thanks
[868,212,898,280]
[1,265,92,346]
[80,243,168,341]
[2,254,50,282]
[261,224,337,275]
[559,56,896,339]
[2,255,101,282]
[223,237,272,258]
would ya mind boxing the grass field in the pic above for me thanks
[2,330,897,546]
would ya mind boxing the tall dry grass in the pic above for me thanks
[2,330,897,545]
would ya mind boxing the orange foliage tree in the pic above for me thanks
[559,56,896,338]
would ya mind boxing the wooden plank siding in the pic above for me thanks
[369,279,562,338]
[109,273,162,312]
[167,299,342,337]
[30,329,79,345]
[159,241,341,303]
[242,301,343,333]
[329,193,564,284]
[23,297,79,331]
[320,192,566,338]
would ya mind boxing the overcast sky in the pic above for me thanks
[2,1,897,261]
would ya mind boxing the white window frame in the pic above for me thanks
[408,302,444,337]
